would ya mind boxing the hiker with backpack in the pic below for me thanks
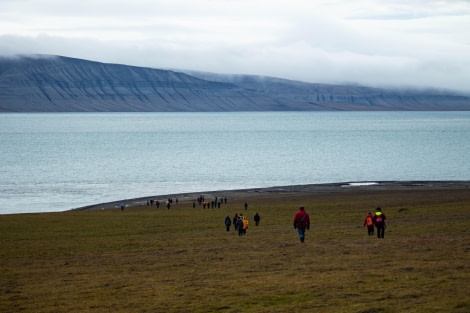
[363,212,375,236]
[233,213,239,232]
[293,205,310,243]
[373,207,387,238]
[242,215,249,235]
[225,216,232,232]
[237,216,245,236]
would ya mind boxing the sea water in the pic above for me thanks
[1,111,469,214]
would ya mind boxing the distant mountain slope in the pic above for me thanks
[183,71,470,111]
[1,55,469,112]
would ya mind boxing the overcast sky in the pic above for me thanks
[1,0,469,93]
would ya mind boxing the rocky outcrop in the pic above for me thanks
[1,55,469,112]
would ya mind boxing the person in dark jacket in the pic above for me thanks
[293,205,310,243]
[373,207,387,238]
[225,216,232,231]
[233,214,239,231]
[254,213,261,226]
[237,217,244,236]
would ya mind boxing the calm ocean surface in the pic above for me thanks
[1,111,469,214]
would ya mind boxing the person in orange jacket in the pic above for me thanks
[293,205,310,243]
[363,212,375,236]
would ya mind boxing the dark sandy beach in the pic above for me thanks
[73,180,470,211]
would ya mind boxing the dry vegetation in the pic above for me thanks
[1,185,470,313]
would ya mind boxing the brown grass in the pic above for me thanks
[1,185,470,312]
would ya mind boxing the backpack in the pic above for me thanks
[366,216,373,227]
[297,213,308,229]
[375,214,384,225]
[242,219,249,230]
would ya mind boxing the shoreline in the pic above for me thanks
[71,180,470,211]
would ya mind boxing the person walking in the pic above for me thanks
[237,216,244,236]
[225,216,232,232]
[363,212,375,236]
[254,213,261,226]
[233,214,239,231]
[242,215,249,235]
[373,207,387,238]
[293,205,310,243]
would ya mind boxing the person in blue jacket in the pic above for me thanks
[225,216,232,231]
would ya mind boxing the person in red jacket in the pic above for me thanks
[363,212,375,236]
[293,205,310,243]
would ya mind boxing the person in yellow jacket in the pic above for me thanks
[242,216,249,235]
[237,214,249,236]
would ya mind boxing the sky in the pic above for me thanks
[1,0,470,93]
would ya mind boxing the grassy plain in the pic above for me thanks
[1,183,470,313]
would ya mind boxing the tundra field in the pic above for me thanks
[1,181,470,313]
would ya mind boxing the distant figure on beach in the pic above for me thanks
[254,213,260,226]
[363,212,375,236]
[120,203,124,211]
[225,216,232,231]
[293,205,310,243]
[244,202,248,210]
[373,207,387,238]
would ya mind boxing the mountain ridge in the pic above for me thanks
[1,55,469,111]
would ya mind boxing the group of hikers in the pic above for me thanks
[146,197,176,209]
[293,205,387,243]
[363,207,387,238]
[143,195,229,209]
[225,212,261,236]
[198,195,227,208]
[224,205,387,243]
[140,196,387,243]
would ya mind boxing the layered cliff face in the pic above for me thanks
[0,55,281,112]
[1,55,469,112]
